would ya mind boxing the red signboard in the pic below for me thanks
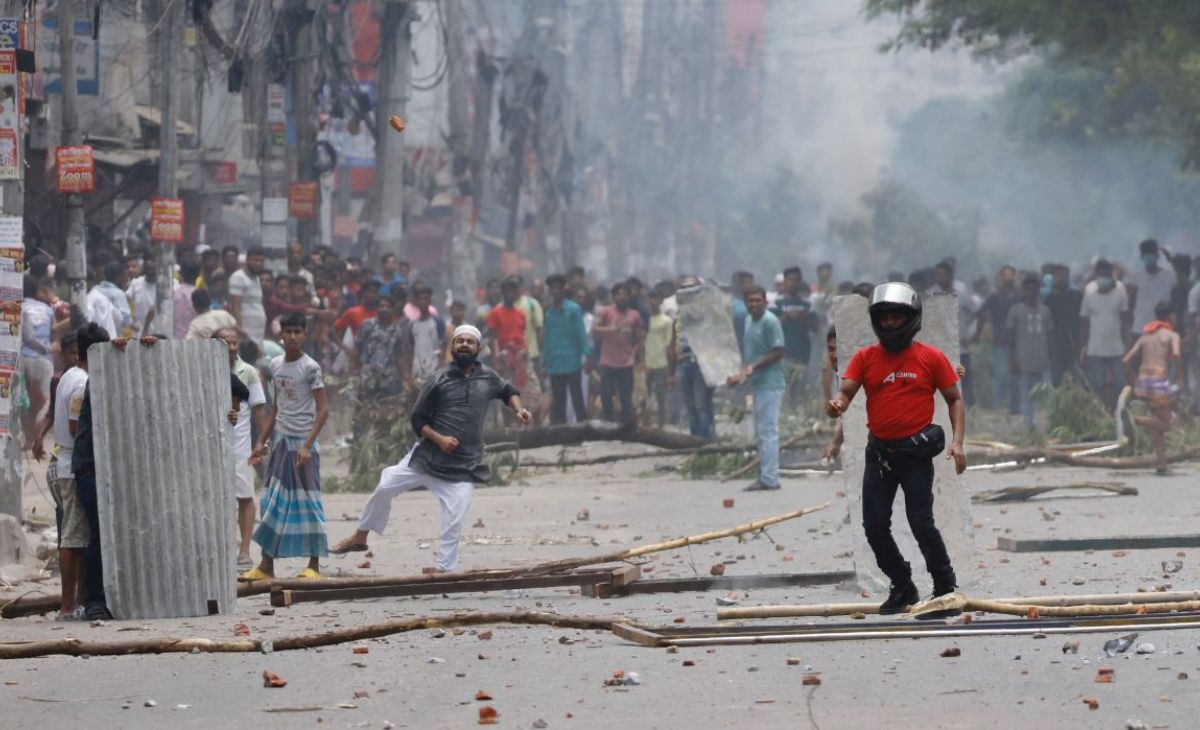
[56,145,95,193]
[150,197,184,243]
[288,182,318,219]
[212,161,237,185]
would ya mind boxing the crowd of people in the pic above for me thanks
[17,233,1195,619]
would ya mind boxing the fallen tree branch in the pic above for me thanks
[0,611,630,660]
[908,592,1200,619]
[972,482,1137,503]
[518,444,756,469]
[484,420,709,452]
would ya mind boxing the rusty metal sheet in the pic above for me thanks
[833,293,976,593]
[90,339,237,619]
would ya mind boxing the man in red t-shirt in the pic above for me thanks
[486,278,536,403]
[827,282,967,618]
[334,280,382,338]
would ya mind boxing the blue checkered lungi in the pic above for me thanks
[253,435,329,558]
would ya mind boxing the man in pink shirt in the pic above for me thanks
[593,281,643,423]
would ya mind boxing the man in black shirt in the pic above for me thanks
[770,266,815,406]
[70,324,110,620]
[331,324,529,571]
[1044,264,1084,387]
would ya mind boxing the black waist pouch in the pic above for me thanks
[869,424,946,461]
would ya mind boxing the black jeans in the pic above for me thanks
[600,366,635,423]
[74,472,108,612]
[861,448,956,589]
[549,371,587,425]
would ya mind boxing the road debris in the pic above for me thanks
[1082,697,1099,710]
[475,691,493,701]
[939,647,961,658]
[1135,643,1156,654]
[1104,634,1138,656]
[262,671,287,688]
[479,706,499,725]
[802,674,821,686]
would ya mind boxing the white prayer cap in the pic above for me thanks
[453,324,482,343]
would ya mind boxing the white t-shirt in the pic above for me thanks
[186,309,238,340]
[270,353,324,437]
[53,367,88,466]
[232,358,266,460]
[410,317,441,380]
[1080,282,1129,358]
[229,268,267,345]
[86,288,120,338]
[127,276,157,335]
[1187,281,1200,317]
[1128,266,1175,334]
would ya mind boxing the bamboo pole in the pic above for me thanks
[4,506,830,619]
[718,590,1200,620]
[664,619,1200,646]
[518,502,831,576]
[0,611,629,660]
[908,592,1200,619]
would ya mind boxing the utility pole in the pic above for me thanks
[291,8,317,249]
[154,0,182,330]
[59,0,87,311]
[369,1,411,263]
[443,0,476,308]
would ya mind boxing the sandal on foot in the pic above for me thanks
[238,567,272,582]
[329,538,369,554]
[297,568,321,579]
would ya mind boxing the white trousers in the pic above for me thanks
[357,447,474,572]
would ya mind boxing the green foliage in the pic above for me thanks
[1030,379,1113,443]
[866,0,1200,166]
[326,387,419,493]
[679,450,755,480]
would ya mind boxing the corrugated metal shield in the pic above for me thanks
[91,339,237,619]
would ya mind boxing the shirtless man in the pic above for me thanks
[1123,301,1182,475]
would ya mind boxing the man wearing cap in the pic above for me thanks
[331,324,531,571]
[827,282,967,618]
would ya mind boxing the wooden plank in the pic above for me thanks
[609,564,642,587]
[998,534,1200,553]
[280,570,621,606]
[611,623,664,647]
[602,571,854,597]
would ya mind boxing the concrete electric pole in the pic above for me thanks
[154,0,182,330]
[369,1,411,262]
[58,0,87,312]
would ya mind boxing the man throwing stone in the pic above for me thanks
[827,283,967,617]
[331,325,531,571]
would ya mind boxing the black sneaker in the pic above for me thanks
[743,481,781,492]
[878,581,919,615]
[84,603,114,621]
[914,584,962,621]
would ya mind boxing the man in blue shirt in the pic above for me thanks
[728,285,786,491]
[375,253,408,296]
[542,274,591,424]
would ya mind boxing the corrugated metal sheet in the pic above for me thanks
[91,339,237,619]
